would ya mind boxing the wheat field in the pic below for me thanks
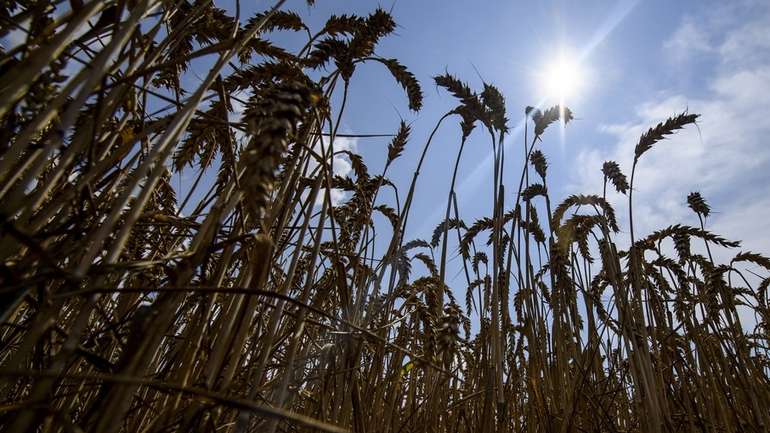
[0,2,768,432]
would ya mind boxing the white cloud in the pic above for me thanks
[718,18,770,66]
[663,18,712,59]
[711,195,770,259]
[306,135,359,206]
[663,2,770,67]
[570,6,770,273]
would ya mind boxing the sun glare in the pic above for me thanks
[541,53,585,103]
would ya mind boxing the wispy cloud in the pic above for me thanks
[663,18,713,59]
[570,2,770,268]
[306,135,359,206]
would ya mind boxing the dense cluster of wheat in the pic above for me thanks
[0,1,768,432]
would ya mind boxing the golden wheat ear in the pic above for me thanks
[2,0,769,431]
[634,111,699,162]
[687,191,711,217]
[602,161,629,194]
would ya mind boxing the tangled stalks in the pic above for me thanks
[0,2,768,433]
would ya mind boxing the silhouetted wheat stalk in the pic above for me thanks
[0,2,768,433]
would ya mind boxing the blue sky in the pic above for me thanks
[6,0,766,288]
[196,0,770,328]
[1,0,767,331]
[260,0,770,281]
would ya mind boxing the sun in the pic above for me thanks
[540,53,585,103]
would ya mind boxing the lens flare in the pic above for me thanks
[541,53,585,103]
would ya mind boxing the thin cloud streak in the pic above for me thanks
[414,0,640,238]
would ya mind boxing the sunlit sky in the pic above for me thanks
[261,0,769,278]
[9,0,766,288]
